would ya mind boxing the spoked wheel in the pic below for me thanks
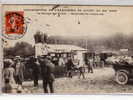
[115,70,129,85]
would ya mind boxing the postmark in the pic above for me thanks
[3,11,27,40]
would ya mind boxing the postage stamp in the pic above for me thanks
[3,11,27,40]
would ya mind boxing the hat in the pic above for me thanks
[39,55,47,58]
[14,56,21,60]
[47,55,51,60]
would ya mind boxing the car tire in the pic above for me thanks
[115,70,129,85]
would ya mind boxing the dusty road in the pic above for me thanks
[23,67,133,94]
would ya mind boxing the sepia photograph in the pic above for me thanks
[1,5,133,94]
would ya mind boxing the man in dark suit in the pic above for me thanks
[31,57,40,87]
[39,55,55,93]
[66,57,74,78]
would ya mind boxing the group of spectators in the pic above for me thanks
[2,53,106,94]
[3,56,25,93]
[2,55,55,93]
[50,55,95,79]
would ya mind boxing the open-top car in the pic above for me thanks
[113,63,133,85]
[107,56,133,85]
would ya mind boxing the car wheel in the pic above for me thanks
[115,70,129,85]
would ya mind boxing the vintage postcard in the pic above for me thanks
[1,4,133,94]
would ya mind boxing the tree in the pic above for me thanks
[4,42,35,58]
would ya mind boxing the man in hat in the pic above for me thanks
[31,57,40,87]
[38,55,55,93]
[14,56,25,87]
[78,59,86,79]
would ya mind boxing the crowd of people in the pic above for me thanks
[2,53,106,94]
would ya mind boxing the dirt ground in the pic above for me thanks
[22,67,133,94]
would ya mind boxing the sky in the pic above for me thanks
[2,5,133,47]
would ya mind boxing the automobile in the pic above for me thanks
[105,55,133,85]
[111,56,133,85]
[113,63,133,85]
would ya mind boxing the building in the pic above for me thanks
[47,44,87,60]
[35,43,87,60]
[47,44,87,53]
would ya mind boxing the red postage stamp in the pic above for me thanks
[4,11,27,40]
[5,11,24,34]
